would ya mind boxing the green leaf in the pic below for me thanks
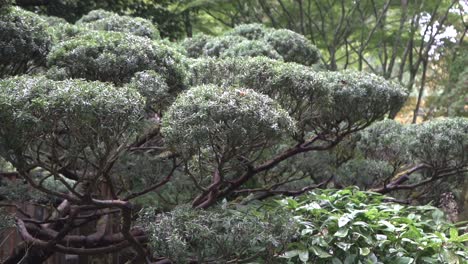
[298,250,309,263]
[336,242,352,251]
[332,258,343,264]
[450,227,458,240]
[378,220,396,232]
[359,247,370,256]
[310,245,332,258]
[338,213,354,227]
[392,257,414,264]
[344,254,356,264]
[281,250,300,259]
[298,201,321,211]
[454,233,468,242]
[442,248,461,264]
[334,227,349,238]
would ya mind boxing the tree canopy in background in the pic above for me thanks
[0,0,467,263]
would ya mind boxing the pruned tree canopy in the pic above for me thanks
[0,4,467,264]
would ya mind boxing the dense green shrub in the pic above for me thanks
[182,24,321,66]
[47,23,87,43]
[264,28,320,65]
[128,70,175,113]
[162,84,296,160]
[202,35,246,57]
[181,33,210,58]
[220,39,282,60]
[141,205,296,263]
[77,10,160,39]
[278,188,468,263]
[0,7,51,77]
[0,76,143,168]
[47,31,187,86]
[226,23,269,40]
[359,118,467,169]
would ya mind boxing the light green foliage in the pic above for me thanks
[76,9,114,23]
[182,33,210,58]
[42,16,87,43]
[41,15,68,26]
[359,118,468,169]
[189,57,407,133]
[128,70,174,113]
[315,71,407,131]
[279,188,468,263]
[77,10,160,39]
[162,85,296,160]
[47,31,188,85]
[358,119,411,165]
[47,23,87,43]
[336,159,394,189]
[0,7,51,77]
[141,205,296,263]
[202,35,246,57]
[408,118,468,169]
[264,28,320,66]
[0,76,143,167]
[182,23,321,66]
[226,23,269,40]
[220,39,282,60]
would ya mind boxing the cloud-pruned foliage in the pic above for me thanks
[77,9,160,39]
[182,24,321,66]
[189,57,408,134]
[0,76,143,168]
[47,31,187,86]
[0,7,51,77]
[162,84,296,160]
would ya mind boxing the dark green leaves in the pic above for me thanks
[278,188,468,263]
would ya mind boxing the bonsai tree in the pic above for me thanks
[0,8,466,263]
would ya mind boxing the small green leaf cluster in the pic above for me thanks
[220,39,283,60]
[181,33,210,58]
[140,205,296,263]
[182,24,320,66]
[0,76,144,165]
[45,19,87,43]
[0,7,52,77]
[128,70,174,113]
[201,35,247,57]
[77,9,160,39]
[226,23,268,40]
[263,29,320,66]
[162,84,296,159]
[0,209,14,230]
[76,9,114,23]
[47,31,188,86]
[336,159,394,189]
[278,187,468,263]
[408,117,467,169]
